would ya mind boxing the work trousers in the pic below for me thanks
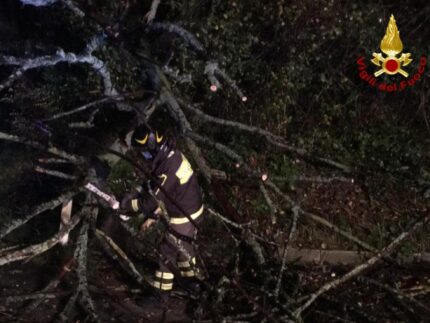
[151,216,202,291]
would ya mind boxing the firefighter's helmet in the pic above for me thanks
[131,124,166,160]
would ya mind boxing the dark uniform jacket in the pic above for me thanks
[131,144,204,224]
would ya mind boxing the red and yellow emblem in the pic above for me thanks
[371,15,412,77]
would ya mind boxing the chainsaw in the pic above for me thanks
[84,183,130,221]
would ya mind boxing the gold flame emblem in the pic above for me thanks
[371,15,412,77]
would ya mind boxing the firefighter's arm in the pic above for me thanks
[120,191,157,216]
[120,154,176,212]
[139,207,161,231]
[120,169,175,215]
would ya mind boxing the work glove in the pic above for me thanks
[140,218,156,232]
[120,192,140,212]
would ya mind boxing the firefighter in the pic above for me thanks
[120,124,204,306]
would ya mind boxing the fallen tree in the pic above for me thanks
[0,1,429,322]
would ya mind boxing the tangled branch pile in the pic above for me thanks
[0,0,429,322]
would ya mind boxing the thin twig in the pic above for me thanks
[313,310,355,323]
[23,257,75,315]
[271,175,353,184]
[2,291,70,303]
[358,276,430,315]
[37,158,69,164]
[68,108,100,128]
[186,131,244,163]
[34,166,77,180]
[259,182,277,224]
[182,101,351,172]
[44,96,121,121]
[265,180,380,254]
[274,206,299,299]
[60,0,85,16]
[207,207,252,228]
[0,131,85,164]
[292,214,429,319]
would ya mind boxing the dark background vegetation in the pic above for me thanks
[0,0,429,322]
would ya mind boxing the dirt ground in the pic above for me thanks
[1,249,429,322]
[0,252,192,323]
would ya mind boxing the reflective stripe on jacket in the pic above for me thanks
[133,147,204,223]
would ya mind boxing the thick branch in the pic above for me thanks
[187,131,244,163]
[0,131,85,164]
[19,0,57,6]
[144,0,160,24]
[0,34,123,103]
[19,0,84,17]
[159,88,213,181]
[358,276,430,316]
[266,180,379,254]
[61,0,85,17]
[75,219,99,322]
[204,61,221,90]
[0,190,80,239]
[57,205,96,322]
[0,210,84,266]
[213,63,247,101]
[182,101,283,142]
[182,102,351,172]
[95,228,150,286]
[146,22,205,53]
[185,137,214,182]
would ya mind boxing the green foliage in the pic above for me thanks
[366,215,424,251]
[38,65,101,112]
[249,194,269,215]
[107,159,137,195]
[167,0,429,170]
[98,46,145,95]
[269,154,298,177]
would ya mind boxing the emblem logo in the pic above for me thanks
[356,14,426,92]
[371,15,412,77]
